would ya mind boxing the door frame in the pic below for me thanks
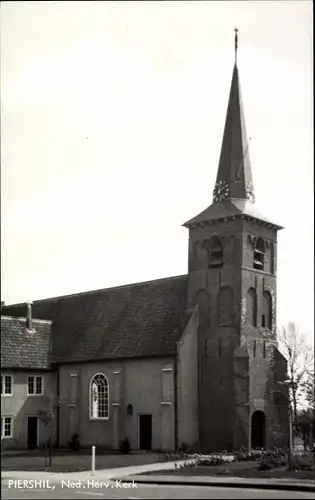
[27,415,39,449]
[250,410,266,449]
[137,413,152,450]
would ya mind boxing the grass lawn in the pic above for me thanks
[1,450,161,473]
[143,460,315,481]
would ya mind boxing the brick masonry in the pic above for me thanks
[187,216,288,451]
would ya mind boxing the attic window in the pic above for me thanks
[253,238,265,271]
[209,237,223,269]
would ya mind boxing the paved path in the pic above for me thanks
[2,458,314,499]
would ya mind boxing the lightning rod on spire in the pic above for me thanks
[234,28,238,65]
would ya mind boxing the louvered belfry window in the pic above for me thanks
[209,237,223,268]
[253,237,265,271]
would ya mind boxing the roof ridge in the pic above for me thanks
[3,274,188,306]
[1,315,53,325]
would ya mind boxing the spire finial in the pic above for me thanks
[234,28,238,65]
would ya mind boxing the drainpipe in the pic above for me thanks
[56,370,60,448]
[174,347,180,451]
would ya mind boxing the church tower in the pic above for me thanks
[184,31,288,451]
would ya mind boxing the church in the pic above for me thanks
[1,34,289,452]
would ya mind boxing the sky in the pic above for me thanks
[1,1,313,344]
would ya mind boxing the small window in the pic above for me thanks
[209,237,223,269]
[248,288,257,327]
[253,238,265,271]
[263,291,272,330]
[28,376,44,396]
[253,340,256,358]
[1,416,13,438]
[263,342,266,358]
[90,373,109,420]
[1,375,13,396]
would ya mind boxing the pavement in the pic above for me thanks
[2,458,315,493]
[114,472,315,493]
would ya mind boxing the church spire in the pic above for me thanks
[234,27,238,65]
[212,30,255,204]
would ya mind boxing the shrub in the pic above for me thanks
[261,447,285,460]
[196,456,226,466]
[180,460,197,468]
[258,453,286,471]
[159,451,189,462]
[119,437,130,454]
[68,433,80,452]
[289,453,315,471]
[233,446,262,462]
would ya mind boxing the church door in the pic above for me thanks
[251,411,266,449]
[139,414,152,450]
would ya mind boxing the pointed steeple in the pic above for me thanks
[213,30,255,204]
[183,31,283,230]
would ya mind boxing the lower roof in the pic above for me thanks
[2,275,189,365]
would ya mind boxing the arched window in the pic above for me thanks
[209,236,223,269]
[89,373,109,419]
[248,288,257,327]
[218,287,234,326]
[262,291,272,330]
[253,237,265,271]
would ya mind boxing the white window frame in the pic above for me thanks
[1,416,14,439]
[89,373,109,421]
[27,375,44,396]
[1,374,14,397]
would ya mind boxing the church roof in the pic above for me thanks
[183,198,283,229]
[1,316,52,370]
[1,275,188,365]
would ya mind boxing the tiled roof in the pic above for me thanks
[183,199,283,229]
[1,316,52,370]
[2,275,188,364]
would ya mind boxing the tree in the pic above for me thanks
[37,392,58,467]
[302,367,315,443]
[277,323,314,438]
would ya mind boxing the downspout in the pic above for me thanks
[56,369,60,448]
[174,343,180,451]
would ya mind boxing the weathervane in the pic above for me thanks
[234,28,238,65]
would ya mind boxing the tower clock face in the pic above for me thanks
[213,180,229,203]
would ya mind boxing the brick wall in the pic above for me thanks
[187,215,288,451]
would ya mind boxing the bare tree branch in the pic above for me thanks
[277,322,314,427]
